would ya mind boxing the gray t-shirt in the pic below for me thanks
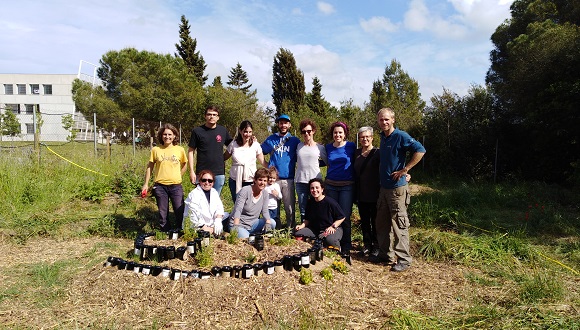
[295,143,327,184]
[231,185,269,230]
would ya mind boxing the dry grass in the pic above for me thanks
[0,235,492,329]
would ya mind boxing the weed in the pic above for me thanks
[268,229,294,246]
[111,162,142,203]
[76,179,110,203]
[331,260,348,274]
[387,309,443,329]
[323,248,340,260]
[519,272,564,303]
[86,215,117,238]
[320,267,333,281]
[182,223,198,241]
[244,251,257,263]
[299,268,313,285]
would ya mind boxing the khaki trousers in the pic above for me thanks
[375,185,412,265]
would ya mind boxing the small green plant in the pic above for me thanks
[268,229,294,246]
[331,260,349,274]
[182,223,198,241]
[299,268,313,285]
[195,245,213,268]
[226,228,239,244]
[244,251,257,263]
[155,230,167,240]
[320,267,333,281]
[323,248,340,260]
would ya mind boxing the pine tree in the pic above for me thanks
[368,59,425,132]
[307,76,325,116]
[271,48,305,118]
[227,62,252,93]
[175,15,208,85]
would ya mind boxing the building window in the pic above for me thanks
[26,124,34,134]
[5,104,20,114]
[17,84,26,94]
[25,104,35,114]
[4,84,13,95]
[30,84,40,95]
[43,84,53,95]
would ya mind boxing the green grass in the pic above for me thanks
[1,143,579,328]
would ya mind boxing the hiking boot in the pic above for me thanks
[391,262,410,272]
[368,255,392,264]
[358,248,370,257]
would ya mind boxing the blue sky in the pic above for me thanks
[0,0,514,108]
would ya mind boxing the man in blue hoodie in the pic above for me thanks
[373,108,426,272]
[261,114,301,228]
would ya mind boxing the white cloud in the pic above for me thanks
[404,0,430,31]
[360,17,399,33]
[317,2,335,15]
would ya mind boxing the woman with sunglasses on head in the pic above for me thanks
[295,119,327,224]
[324,121,356,254]
[183,170,225,235]
[224,120,267,203]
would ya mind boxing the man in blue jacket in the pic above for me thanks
[373,108,426,272]
[261,114,301,228]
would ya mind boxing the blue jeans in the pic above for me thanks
[295,182,310,223]
[151,183,184,231]
[325,183,354,252]
[229,218,277,239]
[213,175,226,195]
[228,178,252,204]
[269,208,279,224]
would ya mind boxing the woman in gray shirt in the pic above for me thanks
[228,168,276,238]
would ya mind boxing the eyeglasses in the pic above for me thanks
[200,178,214,183]
[301,129,313,134]
[205,113,219,117]
[359,135,372,140]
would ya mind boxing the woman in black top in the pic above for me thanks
[294,178,345,249]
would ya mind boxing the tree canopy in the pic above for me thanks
[367,59,425,134]
[486,0,580,182]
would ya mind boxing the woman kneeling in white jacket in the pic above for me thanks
[183,170,225,235]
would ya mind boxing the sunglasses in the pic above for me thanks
[301,129,313,134]
[200,178,214,183]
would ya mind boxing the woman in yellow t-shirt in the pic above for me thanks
[142,124,187,231]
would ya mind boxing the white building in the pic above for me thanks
[0,73,84,142]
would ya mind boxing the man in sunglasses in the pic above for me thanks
[188,105,233,194]
[261,114,300,229]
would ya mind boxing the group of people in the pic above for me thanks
[141,105,425,272]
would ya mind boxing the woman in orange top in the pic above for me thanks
[142,124,187,231]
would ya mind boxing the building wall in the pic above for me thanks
[0,73,78,142]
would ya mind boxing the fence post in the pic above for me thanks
[132,118,136,157]
[93,113,97,157]
[33,105,40,164]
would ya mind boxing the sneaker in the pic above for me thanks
[370,249,379,257]
[391,262,410,272]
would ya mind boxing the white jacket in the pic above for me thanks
[183,186,224,229]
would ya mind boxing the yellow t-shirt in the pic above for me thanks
[149,144,187,185]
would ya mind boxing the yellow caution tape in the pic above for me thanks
[42,143,109,177]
